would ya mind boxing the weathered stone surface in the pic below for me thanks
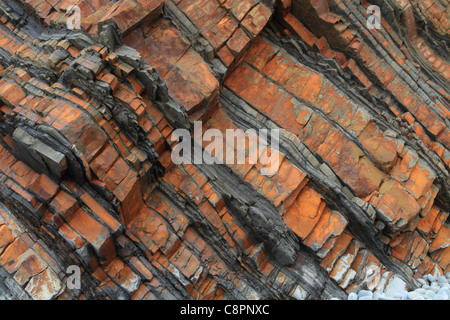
[0,0,447,301]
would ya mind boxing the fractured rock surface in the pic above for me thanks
[0,0,448,300]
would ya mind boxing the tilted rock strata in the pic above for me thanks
[0,0,448,300]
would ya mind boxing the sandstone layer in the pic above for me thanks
[0,0,448,300]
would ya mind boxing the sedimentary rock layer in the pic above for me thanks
[0,0,448,300]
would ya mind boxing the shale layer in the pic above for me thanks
[0,0,448,300]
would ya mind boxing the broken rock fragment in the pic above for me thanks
[0,0,448,301]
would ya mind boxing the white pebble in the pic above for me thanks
[417,279,427,286]
[407,292,421,300]
[425,290,436,297]
[348,292,358,300]
[430,286,440,293]
[437,288,450,296]
[394,291,408,300]
[373,291,384,300]
[358,290,373,298]
[414,288,426,294]
[427,274,437,282]
[438,276,448,283]
[434,293,448,300]
[379,296,396,300]
[359,295,373,300]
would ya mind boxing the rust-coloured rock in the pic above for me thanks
[0,0,448,301]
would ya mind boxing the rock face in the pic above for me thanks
[0,0,448,300]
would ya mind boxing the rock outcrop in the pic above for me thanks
[0,0,448,300]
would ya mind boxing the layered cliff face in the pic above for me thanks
[0,0,448,300]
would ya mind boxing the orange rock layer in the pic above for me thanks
[0,0,448,300]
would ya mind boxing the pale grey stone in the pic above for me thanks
[406,292,420,300]
[384,276,408,298]
[425,290,436,297]
[433,292,449,300]
[373,291,384,300]
[358,290,373,298]
[395,290,408,300]
[379,296,396,300]
[437,288,450,297]
[348,292,358,300]
[414,288,426,294]
[430,286,440,293]
[417,279,427,286]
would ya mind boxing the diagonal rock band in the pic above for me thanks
[0,0,448,301]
